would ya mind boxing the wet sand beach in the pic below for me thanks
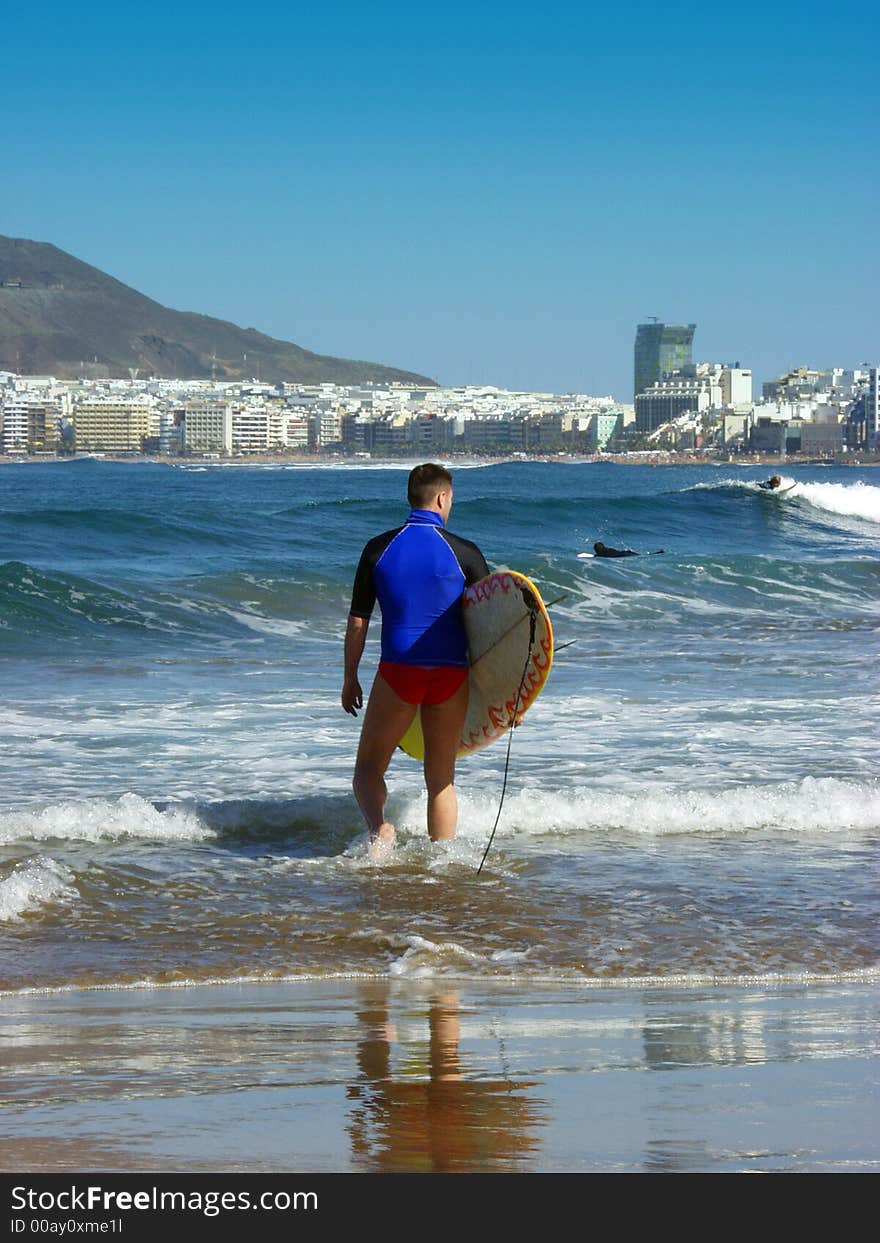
[1,977,877,1173]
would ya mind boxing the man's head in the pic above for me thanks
[770,475,782,488]
[408,463,453,521]
[594,541,606,553]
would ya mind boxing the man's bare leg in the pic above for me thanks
[420,678,469,841]
[353,672,418,849]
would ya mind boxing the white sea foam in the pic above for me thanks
[337,827,497,875]
[0,857,77,920]
[4,964,878,998]
[389,934,488,977]
[795,481,880,525]
[426,776,880,839]
[0,792,214,844]
[221,609,313,638]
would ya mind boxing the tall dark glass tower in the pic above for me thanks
[634,321,696,400]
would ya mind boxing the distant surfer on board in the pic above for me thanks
[757,475,782,491]
[593,541,665,557]
[342,463,489,854]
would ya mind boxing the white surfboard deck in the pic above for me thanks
[398,569,553,761]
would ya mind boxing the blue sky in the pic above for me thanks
[3,0,877,398]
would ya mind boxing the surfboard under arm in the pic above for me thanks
[398,569,554,761]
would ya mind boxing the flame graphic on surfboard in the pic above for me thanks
[398,569,554,761]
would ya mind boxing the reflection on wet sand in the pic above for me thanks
[347,982,547,1172]
[1,980,874,1172]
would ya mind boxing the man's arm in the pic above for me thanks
[343,535,381,715]
[342,614,370,716]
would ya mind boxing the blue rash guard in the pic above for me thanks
[349,509,489,667]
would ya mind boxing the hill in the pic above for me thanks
[0,236,435,386]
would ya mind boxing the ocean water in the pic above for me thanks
[0,458,878,995]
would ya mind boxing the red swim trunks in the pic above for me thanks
[378,660,468,706]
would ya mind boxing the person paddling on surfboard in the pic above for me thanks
[342,463,489,854]
[757,475,782,491]
[593,541,665,557]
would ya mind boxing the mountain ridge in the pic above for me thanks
[0,236,436,386]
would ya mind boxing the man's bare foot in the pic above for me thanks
[368,822,396,860]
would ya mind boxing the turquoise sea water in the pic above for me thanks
[0,459,878,992]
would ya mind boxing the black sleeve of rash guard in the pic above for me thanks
[349,528,401,618]
[439,530,490,585]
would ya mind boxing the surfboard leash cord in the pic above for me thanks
[477,602,538,875]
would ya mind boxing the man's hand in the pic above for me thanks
[343,613,369,716]
[341,675,363,716]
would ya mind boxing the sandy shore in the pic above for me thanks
[1,977,877,1173]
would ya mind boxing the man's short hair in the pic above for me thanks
[408,463,453,508]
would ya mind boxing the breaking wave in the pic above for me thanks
[0,793,214,845]
[0,856,77,921]
[433,776,880,839]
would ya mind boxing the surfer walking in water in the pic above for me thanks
[342,463,489,853]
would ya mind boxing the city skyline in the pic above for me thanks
[4,358,876,458]
[2,1,878,399]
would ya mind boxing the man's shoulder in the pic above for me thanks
[437,527,489,578]
[440,527,483,554]
[442,522,484,546]
[360,526,405,558]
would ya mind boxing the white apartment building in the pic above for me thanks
[721,367,752,406]
[228,404,312,453]
[159,409,184,455]
[232,405,285,454]
[722,411,751,448]
[867,368,879,451]
[0,398,29,452]
[761,368,860,401]
[635,378,719,432]
[634,363,751,434]
[283,412,309,449]
[184,401,233,454]
[11,375,57,391]
[308,410,343,450]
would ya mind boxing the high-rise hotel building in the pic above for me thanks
[183,400,233,454]
[71,399,153,453]
[634,322,696,401]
